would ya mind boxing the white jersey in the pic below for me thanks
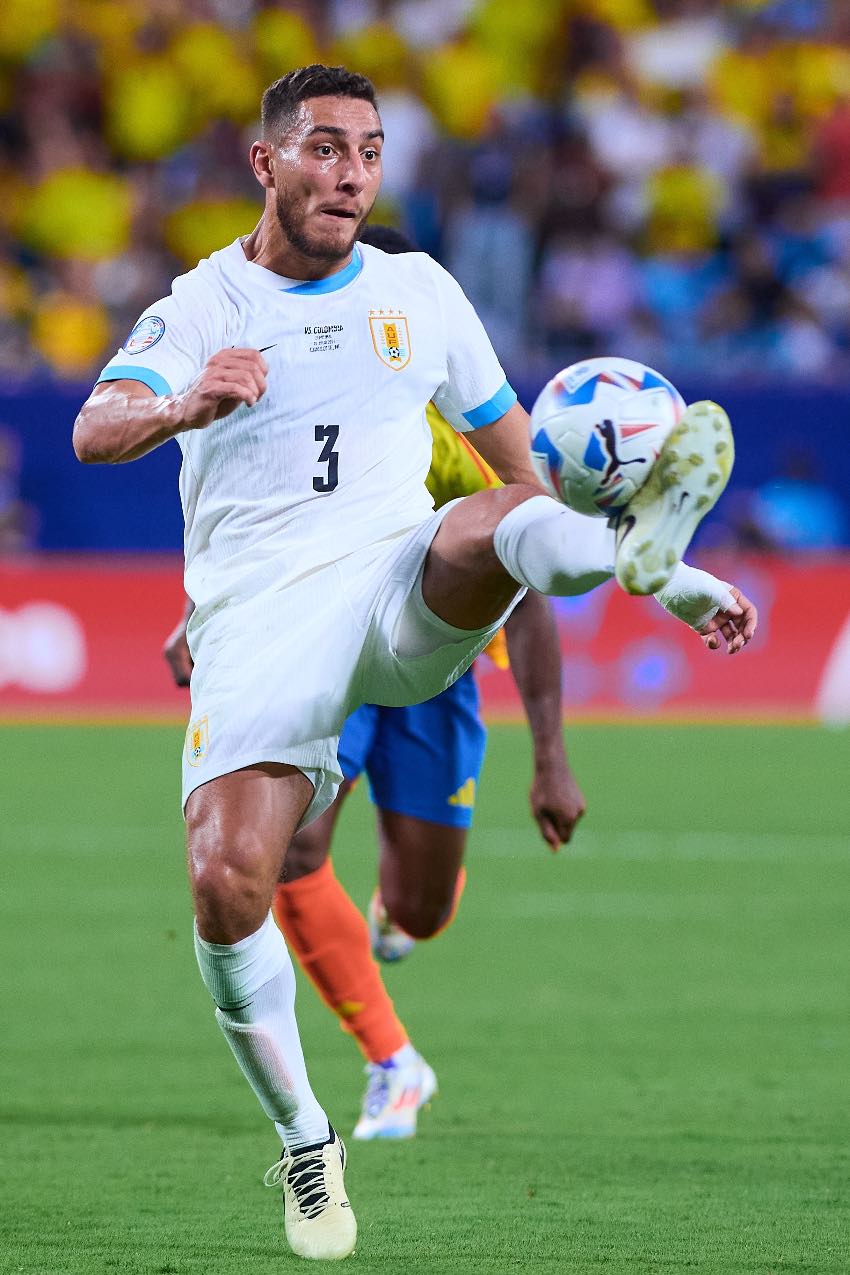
[98,240,516,612]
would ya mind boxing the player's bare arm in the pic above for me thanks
[72,349,268,464]
[505,591,586,850]
[463,401,544,488]
[163,595,196,688]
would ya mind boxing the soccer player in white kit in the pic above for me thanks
[73,65,757,1262]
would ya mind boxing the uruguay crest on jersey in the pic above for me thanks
[369,310,411,370]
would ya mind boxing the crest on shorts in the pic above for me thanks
[369,310,411,370]
[186,715,209,767]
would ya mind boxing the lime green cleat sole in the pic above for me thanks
[614,400,735,596]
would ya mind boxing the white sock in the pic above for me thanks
[493,495,615,596]
[194,911,329,1151]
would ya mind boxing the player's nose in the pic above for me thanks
[337,155,367,195]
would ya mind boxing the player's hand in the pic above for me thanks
[530,756,587,852]
[173,349,268,431]
[163,619,193,687]
[699,586,758,655]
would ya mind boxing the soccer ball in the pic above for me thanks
[529,357,686,517]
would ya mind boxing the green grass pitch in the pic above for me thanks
[2,722,849,1273]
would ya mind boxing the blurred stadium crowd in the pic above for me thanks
[3,0,850,384]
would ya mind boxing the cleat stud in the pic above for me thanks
[707,472,720,486]
[665,550,676,566]
[715,442,727,454]
[697,495,710,509]
[665,449,680,462]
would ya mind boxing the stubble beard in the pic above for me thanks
[275,188,363,264]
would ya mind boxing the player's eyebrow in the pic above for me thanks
[307,125,385,142]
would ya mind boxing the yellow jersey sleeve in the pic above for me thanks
[425,403,509,670]
[425,402,502,510]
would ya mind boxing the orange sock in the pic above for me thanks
[273,859,409,1064]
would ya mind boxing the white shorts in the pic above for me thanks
[181,501,523,823]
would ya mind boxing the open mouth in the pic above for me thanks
[320,208,358,221]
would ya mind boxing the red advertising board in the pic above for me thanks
[0,557,187,717]
[2,554,850,721]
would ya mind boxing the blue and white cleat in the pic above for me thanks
[368,889,415,963]
[352,1053,438,1141]
[614,400,735,596]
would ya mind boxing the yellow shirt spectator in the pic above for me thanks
[330,24,412,92]
[105,56,194,162]
[644,163,725,256]
[21,169,131,261]
[252,9,320,86]
[0,0,59,59]
[68,0,147,73]
[170,24,261,127]
[165,198,261,268]
[469,0,568,97]
[708,40,787,131]
[784,39,850,123]
[757,93,809,176]
[580,0,653,29]
[31,292,111,378]
[421,36,501,139]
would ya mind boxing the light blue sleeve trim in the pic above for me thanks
[96,364,172,397]
[461,380,518,429]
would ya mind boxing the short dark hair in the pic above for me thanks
[261,64,379,140]
[358,225,417,254]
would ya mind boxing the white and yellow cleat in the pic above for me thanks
[614,400,735,596]
[352,1052,437,1141]
[264,1127,356,1260]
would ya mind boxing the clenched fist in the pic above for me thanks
[173,349,269,431]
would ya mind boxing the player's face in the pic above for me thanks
[273,96,383,262]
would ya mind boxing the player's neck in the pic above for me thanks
[242,219,353,283]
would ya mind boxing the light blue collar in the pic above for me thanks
[283,245,363,295]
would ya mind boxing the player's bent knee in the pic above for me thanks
[187,821,276,940]
[190,852,266,904]
[383,890,451,941]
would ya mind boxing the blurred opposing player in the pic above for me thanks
[74,64,756,1263]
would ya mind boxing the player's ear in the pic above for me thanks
[250,141,275,190]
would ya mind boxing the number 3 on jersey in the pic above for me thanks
[313,425,339,493]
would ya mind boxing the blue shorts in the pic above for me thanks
[338,667,487,828]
